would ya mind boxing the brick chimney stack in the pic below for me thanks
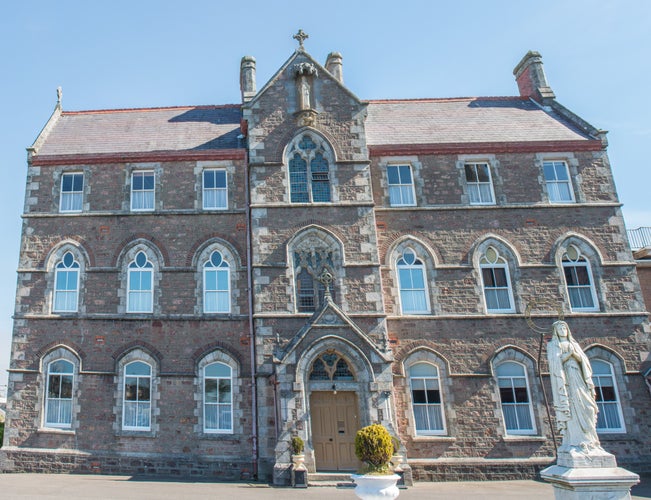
[513,51,555,102]
[240,56,257,103]
[325,52,344,83]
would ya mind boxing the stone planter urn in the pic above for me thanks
[351,474,400,500]
[291,453,305,468]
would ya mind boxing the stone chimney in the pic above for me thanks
[325,52,343,83]
[513,51,555,102]
[240,56,256,103]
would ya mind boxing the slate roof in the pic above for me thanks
[34,105,242,157]
[365,97,593,145]
[33,97,594,159]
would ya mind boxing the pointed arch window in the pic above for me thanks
[288,134,331,203]
[480,246,515,313]
[397,248,429,314]
[562,245,598,311]
[45,359,74,428]
[123,361,151,431]
[496,361,535,434]
[591,360,625,432]
[127,251,154,313]
[203,250,230,313]
[309,351,355,381]
[409,362,445,434]
[294,250,335,313]
[203,362,233,433]
[53,251,80,313]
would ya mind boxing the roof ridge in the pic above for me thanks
[62,104,241,115]
[365,96,526,104]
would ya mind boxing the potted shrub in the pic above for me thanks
[290,435,305,467]
[351,424,400,499]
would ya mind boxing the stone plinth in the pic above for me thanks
[541,450,639,500]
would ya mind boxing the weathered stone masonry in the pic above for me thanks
[2,42,650,482]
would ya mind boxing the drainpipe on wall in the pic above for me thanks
[243,141,259,480]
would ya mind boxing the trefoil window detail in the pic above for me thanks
[127,251,153,313]
[397,248,429,314]
[53,251,80,313]
[203,250,230,313]
[288,134,331,203]
[480,246,515,313]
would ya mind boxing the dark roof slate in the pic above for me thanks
[35,105,242,156]
[365,97,593,145]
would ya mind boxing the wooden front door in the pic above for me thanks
[310,391,360,471]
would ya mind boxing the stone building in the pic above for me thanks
[2,35,650,482]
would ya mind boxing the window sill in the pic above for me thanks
[411,435,456,442]
[597,431,628,438]
[502,435,546,442]
[38,427,75,435]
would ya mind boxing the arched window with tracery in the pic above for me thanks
[396,247,430,314]
[480,245,515,313]
[53,251,81,313]
[288,134,332,203]
[127,251,154,313]
[203,250,230,313]
[309,351,355,381]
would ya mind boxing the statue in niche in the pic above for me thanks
[547,320,602,455]
[299,76,311,110]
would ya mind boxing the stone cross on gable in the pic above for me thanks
[318,269,333,299]
[293,29,309,49]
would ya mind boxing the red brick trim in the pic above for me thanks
[112,233,170,267]
[185,233,247,267]
[35,340,87,365]
[190,341,245,369]
[369,140,602,157]
[32,149,246,166]
[112,341,164,365]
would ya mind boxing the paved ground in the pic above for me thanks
[0,473,648,499]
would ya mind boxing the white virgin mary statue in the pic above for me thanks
[547,321,602,454]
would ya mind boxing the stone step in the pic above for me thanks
[307,472,355,487]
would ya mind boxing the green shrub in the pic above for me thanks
[354,424,393,474]
[0,421,4,448]
[290,435,304,455]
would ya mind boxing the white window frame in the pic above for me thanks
[203,362,233,433]
[202,168,228,210]
[53,251,80,313]
[44,359,75,428]
[122,361,152,431]
[396,248,430,314]
[465,162,495,205]
[127,251,154,313]
[480,246,515,313]
[562,245,599,312]
[408,362,446,435]
[496,361,536,435]
[59,172,84,213]
[203,250,231,314]
[130,170,155,212]
[543,160,575,203]
[387,164,416,207]
[591,359,626,433]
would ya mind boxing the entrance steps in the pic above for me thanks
[307,472,355,487]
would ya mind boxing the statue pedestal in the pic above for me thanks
[541,450,639,499]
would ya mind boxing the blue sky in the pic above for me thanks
[1,1,650,390]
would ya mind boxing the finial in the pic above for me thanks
[293,29,309,49]
[56,86,62,107]
[318,269,333,299]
